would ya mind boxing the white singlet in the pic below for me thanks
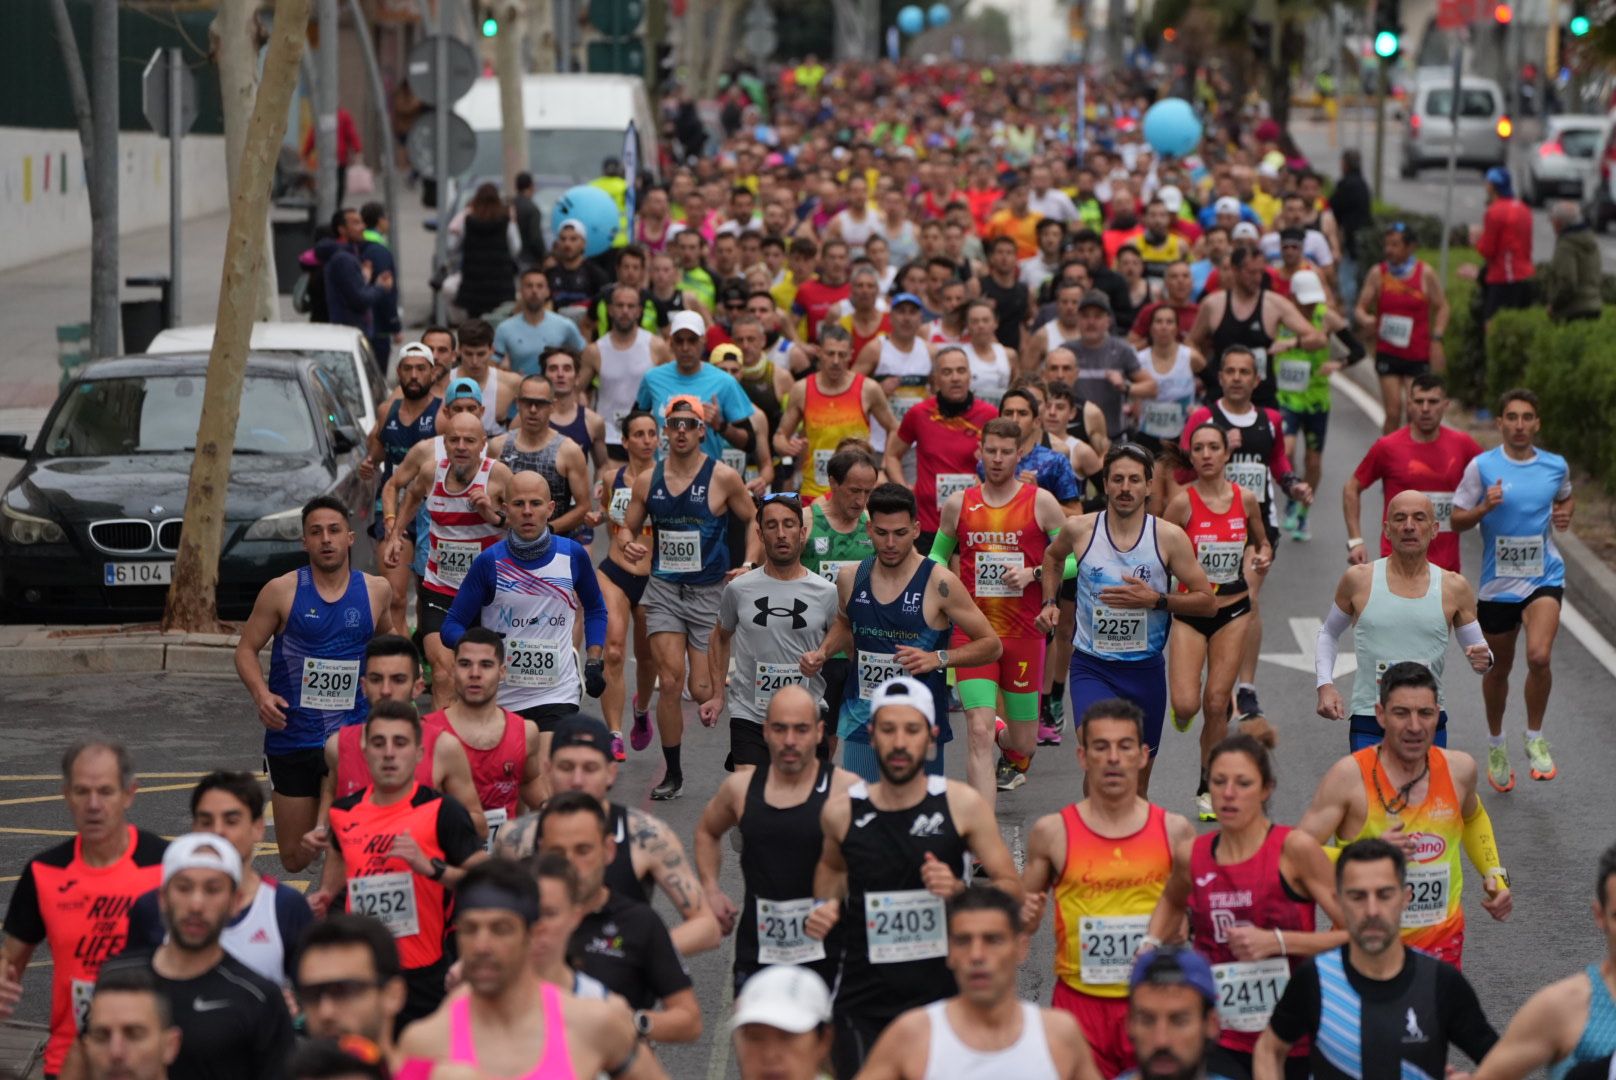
[595,327,656,446]
[922,1000,1061,1080]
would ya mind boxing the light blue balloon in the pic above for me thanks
[897,5,924,34]
[1142,97,1203,158]
[928,2,950,26]
[550,184,618,258]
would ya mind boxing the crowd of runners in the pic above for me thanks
[2,57,1612,1080]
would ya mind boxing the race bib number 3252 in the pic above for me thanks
[348,871,420,938]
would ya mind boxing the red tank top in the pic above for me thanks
[1181,484,1249,596]
[335,723,441,799]
[1186,825,1316,1054]
[1375,260,1432,360]
[425,710,528,817]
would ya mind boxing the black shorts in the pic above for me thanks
[416,582,454,638]
[518,703,579,733]
[398,958,450,1031]
[724,717,769,772]
[1059,574,1078,604]
[1174,594,1253,638]
[264,747,327,799]
[598,557,649,607]
[1281,406,1330,453]
[1477,585,1564,635]
[1484,280,1535,320]
[1374,352,1430,378]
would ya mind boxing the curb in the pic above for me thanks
[1555,527,1616,646]
[0,640,268,679]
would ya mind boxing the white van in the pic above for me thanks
[453,73,660,196]
[1398,73,1510,177]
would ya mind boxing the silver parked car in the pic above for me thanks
[1399,75,1510,177]
[1523,115,1611,205]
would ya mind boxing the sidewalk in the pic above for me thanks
[0,623,269,678]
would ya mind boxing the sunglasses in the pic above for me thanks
[757,492,802,509]
[666,417,701,431]
[295,978,382,1006]
[519,397,554,408]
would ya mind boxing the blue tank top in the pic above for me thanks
[1073,511,1171,662]
[1551,965,1616,1080]
[1472,446,1570,600]
[266,568,374,753]
[548,405,596,545]
[380,397,441,477]
[648,456,730,585]
[839,558,950,745]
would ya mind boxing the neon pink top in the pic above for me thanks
[446,982,577,1080]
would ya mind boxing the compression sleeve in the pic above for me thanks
[440,554,497,649]
[1315,603,1353,687]
[1462,798,1504,877]
[1049,527,1079,580]
[927,530,958,566]
[572,545,609,650]
[1454,620,1494,670]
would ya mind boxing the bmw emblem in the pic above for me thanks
[150,505,165,515]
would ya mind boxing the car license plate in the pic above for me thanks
[104,561,174,587]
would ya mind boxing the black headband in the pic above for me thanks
[457,883,540,924]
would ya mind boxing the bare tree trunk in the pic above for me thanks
[90,0,119,357]
[495,0,528,194]
[163,0,314,633]
[527,0,556,72]
[213,0,281,321]
[643,0,665,92]
[681,0,707,94]
[703,0,742,96]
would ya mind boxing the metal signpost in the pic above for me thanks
[622,120,639,237]
[142,47,198,327]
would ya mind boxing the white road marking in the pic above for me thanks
[703,936,739,1080]
[1330,371,1616,681]
[1259,616,1358,677]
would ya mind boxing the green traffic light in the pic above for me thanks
[1569,14,1590,34]
[482,15,499,35]
[1374,29,1399,57]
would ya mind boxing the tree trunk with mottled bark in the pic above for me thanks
[212,0,280,322]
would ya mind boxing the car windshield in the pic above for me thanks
[1560,128,1601,158]
[41,374,316,457]
[467,128,626,186]
[1424,88,1497,118]
[300,349,365,416]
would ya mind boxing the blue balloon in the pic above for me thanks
[897,5,924,34]
[550,185,619,258]
[927,2,950,25]
[1142,97,1202,159]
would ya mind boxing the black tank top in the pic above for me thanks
[1209,400,1276,517]
[603,802,651,903]
[1207,287,1278,406]
[736,761,841,981]
[836,775,964,1019]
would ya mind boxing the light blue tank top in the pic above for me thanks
[1551,965,1616,1080]
[1072,512,1171,662]
[1350,559,1448,716]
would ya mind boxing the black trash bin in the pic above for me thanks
[271,199,316,295]
[122,275,172,353]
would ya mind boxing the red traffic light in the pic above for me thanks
[1493,2,1513,21]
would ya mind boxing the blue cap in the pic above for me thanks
[891,292,924,309]
[1485,166,1513,197]
[1129,946,1218,1005]
[445,377,483,404]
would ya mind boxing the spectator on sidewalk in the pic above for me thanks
[1544,200,1603,324]
[513,172,547,271]
[1466,166,1535,321]
[318,208,392,334]
[301,106,362,207]
[360,202,401,373]
[455,183,518,320]
[1329,149,1372,310]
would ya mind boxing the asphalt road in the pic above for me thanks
[4,363,1616,1077]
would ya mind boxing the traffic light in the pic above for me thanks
[481,13,499,35]
[1493,2,1513,23]
[1373,0,1402,60]
[1569,0,1590,35]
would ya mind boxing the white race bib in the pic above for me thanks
[818,560,861,584]
[349,871,420,938]
[300,658,361,711]
[433,539,481,587]
[1276,357,1313,393]
[1422,491,1454,533]
[608,485,632,525]
[857,650,907,700]
[1213,958,1291,1033]
[1494,534,1544,578]
[891,388,927,421]
[71,978,94,1034]
[973,551,1022,598]
[1091,604,1148,654]
[657,529,702,573]
[755,661,806,696]
[756,897,827,965]
[865,889,947,964]
[1379,313,1415,349]
[483,807,508,855]
[722,447,747,475]
[935,473,976,507]
[813,449,835,488]
[506,638,566,688]
[1402,860,1450,928]
[1140,399,1188,439]
[1225,460,1268,496]
[1078,914,1150,985]
[1197,540,1246,585]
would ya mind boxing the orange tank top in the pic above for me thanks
[800,373,872,501]
[1053,802,1173,998]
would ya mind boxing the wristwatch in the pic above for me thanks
[1153,592,1169,611]
[1033,565,1044,581]
[633,1009,654,1037]
[935,649,949,669]
[427,858,447,881]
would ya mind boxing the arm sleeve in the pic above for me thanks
[1265,410,1297,479]
[440,555,496,649]
[1316,604,1353,687]
[1333,326,1366,363]
[642,916,695,998]
[0,863,44,944]
[927,530,958,566]
[572,546,608,650]
[1452,458,1486,511]
[1441,966,1501,1064]
[436,796,484,865]
[1266,959,1322,1045]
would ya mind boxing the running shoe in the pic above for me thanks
[1234,687,1262,723]
[1171,707,1193,733]
[1037,718,1062,746]
[650,775,683,800]
[1291,511,1311,542]
[1525,734,1557,781]
[1282,502,1301,534]
[609,732,626,763]
[995,758,1026,792]
[1487,745,1516,793]
[629,697,653,752]
[1196,791,1216,822]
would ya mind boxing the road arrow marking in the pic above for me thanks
[1259,617,1357,678]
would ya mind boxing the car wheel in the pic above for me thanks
[1400,158,1418,180]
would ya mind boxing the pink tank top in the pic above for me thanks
[446,983,577,1080]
